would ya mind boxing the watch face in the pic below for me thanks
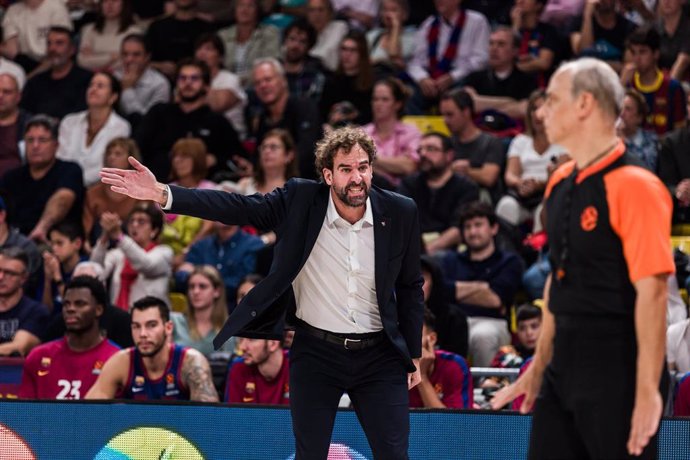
[95,427,204,460]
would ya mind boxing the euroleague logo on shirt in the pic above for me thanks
[580,206,598,232]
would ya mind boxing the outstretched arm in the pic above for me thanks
[181,349,219,402]
[100,157,168,205]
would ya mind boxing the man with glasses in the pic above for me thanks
[0,247,48,356]
[134,58,243,182]
[398,132,478,254]
[0,114,84,242]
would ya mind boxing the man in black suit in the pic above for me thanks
[101,127,423,459]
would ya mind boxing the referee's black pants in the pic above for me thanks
[529,316,669,460]
[289,325,409,460]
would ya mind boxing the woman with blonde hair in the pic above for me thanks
[83,137,141,241]
[172,265,235,356]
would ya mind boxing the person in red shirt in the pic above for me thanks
[409,308,473,409]
[19,276,120,399]
[224,336,289,405]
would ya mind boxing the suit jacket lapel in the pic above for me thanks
[371,189,391,309]
[300,185,329,267]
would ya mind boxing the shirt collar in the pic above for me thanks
[326,190,373,229]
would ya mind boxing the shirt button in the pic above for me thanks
[251,311,257,317]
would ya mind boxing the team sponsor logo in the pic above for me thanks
[166,373,176,390]
[434,383,444,400]
[580,206,598,232]
[242,397,255,403]
[283,383,289,401]
[37,370,49,377]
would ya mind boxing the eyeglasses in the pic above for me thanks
[259,143,283,152]
[0,267,24,278]
[416,145,444,154]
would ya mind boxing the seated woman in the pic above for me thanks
[362,77,420,188]
[77,0,141,71]
[321,30,375,126]
[57,72,131,186]
[161,138,217,266]
[225,128,298,195]
[366,0,416,79]
[172,265,235,356]
[91,203,173,311]
[495,90,568,232]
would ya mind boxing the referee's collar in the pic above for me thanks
[326,190,373,229]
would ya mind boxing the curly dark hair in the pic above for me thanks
[314,126,377,179]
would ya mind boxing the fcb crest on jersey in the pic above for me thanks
[41,357,51,368]
[134,375,145,387]
[245,382,256,394]
[92,361,105,375]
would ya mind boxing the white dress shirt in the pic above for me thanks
[407,9,490,83]
[293,193,382,333]
[162,188,383,333]
[57,110,131,186]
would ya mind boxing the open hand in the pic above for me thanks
[100,157,165,204]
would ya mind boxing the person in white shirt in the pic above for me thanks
[406,0,490,114]
[113,33,170,127]
[0,27,27,88]
[57,72,130,186]
[307,0,349,72]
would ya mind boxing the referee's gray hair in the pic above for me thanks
[558,57,624,120]
[252,57,286,79]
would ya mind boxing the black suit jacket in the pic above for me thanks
[169,179,424,371]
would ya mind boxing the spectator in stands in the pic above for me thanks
[0,27,27,89]
[83,138,139,240]
[90,204,173,311]
[668,317,690,374]
[406,0,490,114]
[496,90,568,231]
[362,77,420,188]
[321,31,375,126]
[307,0,348,72]
[1,0,72,73]
[135,59,243,182]
[86,296,219,401]
[421,255,468,357]
[509,0,560,88]
[0,247,48,356]
[659,92,690,223]
[674,373,690,416]
[19,276,120,399]
[462,26,537,121]
[0,74,30,175]
[399,132,478,254]
[77,0,140,72]
[145,0,213,80]
[657,0,690,81]
[569,0,635,72]
[249,58,322,180]
[366,0,415,79]
[439,202,524,367]
[229,129,299,195]
[176,221,265,305]
[409,308,473,408]
[0,197,42,295]
[41,260,133,348]
[331,0,378,30]
[281,18,326,102]
[224,335,289,404]
[113,33,171,129]
[42,221,87,313]
[440,89,505,204]
[490,303,541,370]
[0,115,85,242]
[217,0,281,86]
[616,89,658,171]
[163,138,216,262]
[622,27,687,137]
[194,33,248,140]
[56,72,130,186]
[540,0,584,29]
[172,265,234,356]
[20,27,92,120]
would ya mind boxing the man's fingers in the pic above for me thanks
[490,384,519,410]
[128,156,145,171]
[520,391,536,414]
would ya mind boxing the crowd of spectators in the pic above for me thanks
[0,0,689,414]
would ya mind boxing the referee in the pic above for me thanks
[492,58,674,459]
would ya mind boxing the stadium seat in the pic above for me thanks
[401,116,450,135]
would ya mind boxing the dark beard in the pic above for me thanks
[334,181,369,207]
[178,88,206,103]
[419,159,447,180]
